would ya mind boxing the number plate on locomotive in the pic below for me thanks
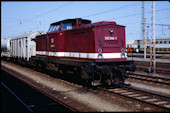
[105,37,117,40]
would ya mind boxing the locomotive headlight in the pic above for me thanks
[121,53,125,58]
[98,48,103,59]
[110,28,113,33]
[121,48,126,58]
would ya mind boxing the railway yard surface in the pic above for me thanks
[127,53,170,63]
[1,60,130,112]
[127,57,170,63]
[1,58,170,112]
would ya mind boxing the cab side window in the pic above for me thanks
[61,22,73,30]
[54,25,60,31]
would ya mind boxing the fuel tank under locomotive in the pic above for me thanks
[81,61,136,86]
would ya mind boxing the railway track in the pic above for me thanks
[134,60,170,75]
[99,84,170,111]
[2,60,170,111]
[1,82,34,112]
[1,67,81,112]
[128,73,170,85]
[136,65,170,72]
[136,65,170,74]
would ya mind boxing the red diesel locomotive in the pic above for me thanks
[33,18,136,86]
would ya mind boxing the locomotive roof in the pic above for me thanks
[49,18,126,28]
[50,18,91,25]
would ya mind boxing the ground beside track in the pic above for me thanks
[125,77,170,96]
[127,57,170,63]
[126,55,170,96]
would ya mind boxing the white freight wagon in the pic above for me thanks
[10,31,45,61]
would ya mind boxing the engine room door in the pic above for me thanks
[46,34,50,56]
[57,31,65,51]
[49,33,57,52]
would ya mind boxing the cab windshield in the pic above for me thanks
[47,24,60,32]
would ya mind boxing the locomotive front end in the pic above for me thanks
[81,21,136,86]
[93,21,127,62]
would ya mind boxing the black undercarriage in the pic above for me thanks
[4,56,136,86]
[30,56,136,86]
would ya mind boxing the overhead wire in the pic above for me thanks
[2,1,74,37]
[2,1,170,38]
[81,2,141,18]
[101,6,170,39]
[22,1,74,24]
[4,1,74,29]
[85,2,148,23]
[4,2,168,29]
[98,7,170,22]
[39,2,74,17]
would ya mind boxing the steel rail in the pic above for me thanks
[116,83,170,100]
[129,73,170,85]
[1,82,34,112]
[99,84,170,111]
[1,67,81,112]
[136,65,170,72]
[131,73,170,80]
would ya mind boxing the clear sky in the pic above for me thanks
[1,1,170,41]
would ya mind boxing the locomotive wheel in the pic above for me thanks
[91,71,102,86]
[81,65,89,81]
[110,68,126,84]
[81,65,102,86]
[81,65,91,87]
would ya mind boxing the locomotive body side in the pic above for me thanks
[36,21,127,62]
[64,25,95,60]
